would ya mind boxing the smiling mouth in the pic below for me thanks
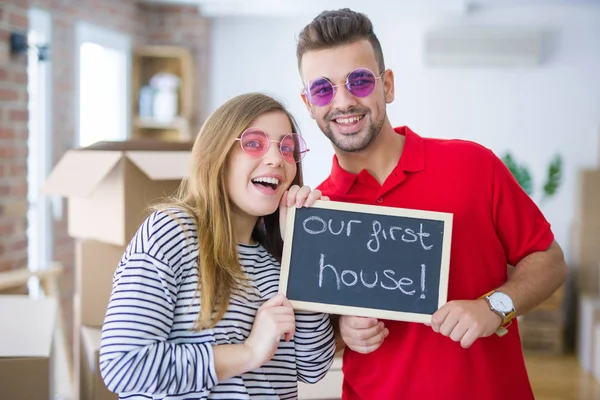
[334,115,364,125]
[251,177,281,190]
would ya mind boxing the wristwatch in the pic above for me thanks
[482,290,516,330]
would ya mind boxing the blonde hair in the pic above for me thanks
[155,93,303,329]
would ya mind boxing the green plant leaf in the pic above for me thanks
[542,154,562,199]
[501,151,534,196]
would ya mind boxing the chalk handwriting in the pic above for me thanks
[318,253,427,298]
[303,216,434,251]
[303,216,363,237]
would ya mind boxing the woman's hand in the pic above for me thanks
[279,185,329,240]
[244,293,296,370]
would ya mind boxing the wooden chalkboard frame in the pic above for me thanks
[278,200,453,323]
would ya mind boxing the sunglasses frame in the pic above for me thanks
[302,67,385,107]
[235,128,309,164]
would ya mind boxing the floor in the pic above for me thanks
[53,349,600,400]
[527,354,600,400]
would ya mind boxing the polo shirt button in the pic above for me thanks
[376,197,383,204]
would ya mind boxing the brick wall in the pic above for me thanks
[26,0,144,353]
[0,0,210,362]
[0,0,29,276]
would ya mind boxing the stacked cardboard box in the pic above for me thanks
[572,170,600,294]
[569,168,600,373]
[519,292,565,355]
[44,140,191,400]
[577,295,600,373]
[521,165,600,356]
[508,262,565,355]
[0,296,58,399]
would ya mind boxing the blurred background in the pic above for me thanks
[0,0,599,399]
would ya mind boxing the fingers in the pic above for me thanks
[279,190,289,209]
[345,326,389,354]
[304,189,323,207]
[286,185,302,207]
[355,341,387,355]
[279,321,295,342]
[279,191,288,228]
[430,304,451,333]
[290,185,311,207]
[272,311,295,342]
[344,320,386,341]
[279,295,294,308]
[460,327,480,349]
[438,313,460,337]
[346,322,388,345]
[285,185,324,208]
[429,300,500,348]
[341,316,379,330]
[257,295,296,342]
[261,294,295,312]
[262,293,287,308]
[269,305,294,317]
[340,316,388,354]
[449,321,469,343]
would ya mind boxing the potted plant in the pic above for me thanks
[501,151,563,205]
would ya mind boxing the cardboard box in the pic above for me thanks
[78,324,338,400]
[80,327,117,400]
[298,351,343,399]
[576,295,600,373]
[72,240,126,400]
[0,295,57,400]
[44,140,191,246]
[575,169,600,225]
[75,239,127,328]
[533,284,565,311]
[593,324,600,384]
[570,222,600,293]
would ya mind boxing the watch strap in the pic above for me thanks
[481,290,516,336]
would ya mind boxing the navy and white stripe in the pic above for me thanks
[99,209,336,399]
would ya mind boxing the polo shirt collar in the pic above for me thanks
[329,126,425,194]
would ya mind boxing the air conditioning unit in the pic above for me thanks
[423,26,547,67]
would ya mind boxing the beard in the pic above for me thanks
[319,107,386,153]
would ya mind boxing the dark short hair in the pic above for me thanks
[296,8,385,73]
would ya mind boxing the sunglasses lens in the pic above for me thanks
[240,130,308,164]
[280,134,308,163]
[305,69,379,107]
[307,78,334,106]
[240,129,268,158]
[347,69,377,98]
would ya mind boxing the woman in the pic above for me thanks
[99,93,336,399]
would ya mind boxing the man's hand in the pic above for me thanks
[429,299,503,348]
[339,315,389,354]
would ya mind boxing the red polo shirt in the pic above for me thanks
[317,127,554,400]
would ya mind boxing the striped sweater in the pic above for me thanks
[99,209,336,399]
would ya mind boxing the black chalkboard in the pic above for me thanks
[279,200,453,322]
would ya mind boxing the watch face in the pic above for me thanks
[489,292,514,313]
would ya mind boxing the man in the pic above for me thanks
[295,8,568,400]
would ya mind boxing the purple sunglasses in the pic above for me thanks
[303,68,385,107]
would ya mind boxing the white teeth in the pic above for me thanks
[335,115,363,125]
[252,177,280,186]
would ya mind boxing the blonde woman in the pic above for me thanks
[99,93,336,399]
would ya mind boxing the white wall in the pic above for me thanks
[209,3,600,262]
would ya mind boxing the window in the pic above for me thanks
[75,22,131,147]
[27,8,52,296]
